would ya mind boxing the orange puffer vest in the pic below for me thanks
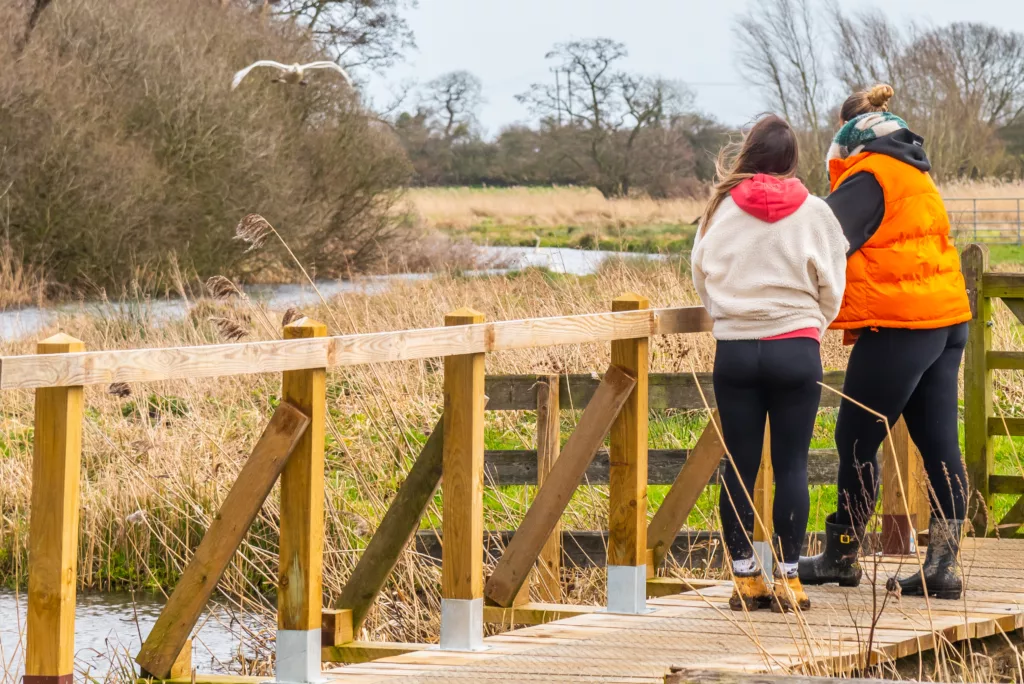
[828,152,971,331]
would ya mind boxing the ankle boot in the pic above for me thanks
[729,570,773,612]
[798,513,863,587]
[772,573,811,613]
[886,518,963,600]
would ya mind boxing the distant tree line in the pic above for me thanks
[392,40,731,198]
[395,5,1024,198]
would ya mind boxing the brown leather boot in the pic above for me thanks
[772,574,811,613]
[729,571,773,612]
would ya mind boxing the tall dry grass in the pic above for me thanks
[407,181,1024,233]
[0,261,719,662]
[1,260,1023,679]
[405,186,707,231]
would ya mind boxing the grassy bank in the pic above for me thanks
[407,183,1024,258]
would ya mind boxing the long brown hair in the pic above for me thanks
[840,83,894,123]
[699,114,799,233]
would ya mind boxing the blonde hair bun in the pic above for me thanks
[868,84,895,109]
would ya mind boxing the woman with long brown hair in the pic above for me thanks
[692,115,848,612]
[800,85,972,600]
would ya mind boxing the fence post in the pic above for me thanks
[973,198,978,242]
[278,318,327,683]
[535,375,562,603]
[608,293,650,614]
[440,308,486,651]
[752,421,773,582]
[26,334,84,684]
[963,244,993,535]
[882,418,929,554]
[1017,198,1021,246]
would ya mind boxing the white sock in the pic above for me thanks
[733,557,759,575]
[781,562,799,579]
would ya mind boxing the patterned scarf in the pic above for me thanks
[826,112,909,162]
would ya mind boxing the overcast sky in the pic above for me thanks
[366,0,1024,136]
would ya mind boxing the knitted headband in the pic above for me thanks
[826,112,909,163]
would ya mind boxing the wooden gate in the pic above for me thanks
[963,243,1024,536]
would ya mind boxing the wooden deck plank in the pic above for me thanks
[312,538,1024,682]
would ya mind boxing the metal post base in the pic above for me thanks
[440,598,486,651]
[607,565,650,614]
[275,629,323,684]
[752,541,773,584]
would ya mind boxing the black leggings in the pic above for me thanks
[834,324,969,528]
[714,338,823,564]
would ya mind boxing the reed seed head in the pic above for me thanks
[206,275,242,300]
[235,214,273,252]
[210,316,249,341]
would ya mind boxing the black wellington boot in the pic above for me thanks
[886,518,963,600]
[798,513,863,587]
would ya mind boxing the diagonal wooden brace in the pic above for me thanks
[484,365,637,607]
[646,411,725,569]
[135,402,310,679]
[334,417,445,633]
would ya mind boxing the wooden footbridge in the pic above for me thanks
[9,244,1024,684]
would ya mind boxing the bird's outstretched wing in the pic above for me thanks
[301,61,354,87]
[231,61,289,90]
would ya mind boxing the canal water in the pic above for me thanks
[0,590,272,680]
[0,246,663,340]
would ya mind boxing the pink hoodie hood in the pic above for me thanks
[729,174,809,223]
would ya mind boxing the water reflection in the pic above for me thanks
[0,591,271,680]
[0,246,662,341]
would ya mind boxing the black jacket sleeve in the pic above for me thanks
[824,171,886,257]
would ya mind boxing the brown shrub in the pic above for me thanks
[0,0,410,294]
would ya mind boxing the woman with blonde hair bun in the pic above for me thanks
[800,84,972,601]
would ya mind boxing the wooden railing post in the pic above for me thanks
[752,421,773,581]
[26,334,84,684]
[440,308,486,651]
[278,318,327,683]
[608,293,650,614]
[535,375,562,603]
[882,418,929,554]
[963,244,993,534]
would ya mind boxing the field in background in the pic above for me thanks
[407,182,1024,260]
[405,186,704,253]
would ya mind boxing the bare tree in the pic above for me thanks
[421,71,483,140]
[517,38,691,196]
[255,0,417,71]
[830,3,910,95]
[829,6,1024,179]
[734,0,831,189]
[924,23,1024,128]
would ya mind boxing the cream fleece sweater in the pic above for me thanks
[691,195,849,340]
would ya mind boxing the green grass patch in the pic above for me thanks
[447,222,697,254]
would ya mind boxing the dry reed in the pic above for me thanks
[1,260,1022,681]
[406,181,1024,233]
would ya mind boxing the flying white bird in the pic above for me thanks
[231,61,353,90]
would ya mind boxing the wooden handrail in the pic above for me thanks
[0,306,711,390]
